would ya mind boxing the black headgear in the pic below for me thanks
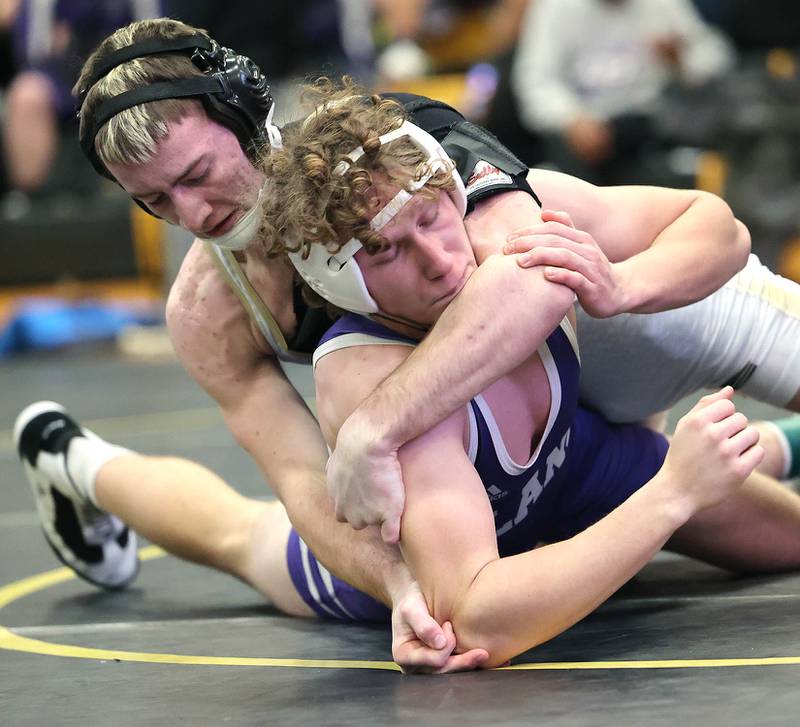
[77,34,275,180]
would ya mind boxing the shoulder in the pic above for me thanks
[166,241,268,394]
[383,92,464,141]
[166,241,228,325]
[315,338,414,444]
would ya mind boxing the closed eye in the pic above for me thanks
[419,205,439,228]
[374,243,398,265]
[141,193,166,209]
[185,168,209,186]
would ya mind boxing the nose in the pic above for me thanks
[411,231,451,280]
[172,187,213,234]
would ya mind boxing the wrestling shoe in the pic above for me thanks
[13,401,139,589]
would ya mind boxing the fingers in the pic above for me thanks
[505,218,588,253]
[695,386,734,407]
[515,246,589,272]
[396,625,457,673]
[687,387,735,421]
[381,514,401,545]
[726,423,761,455]
[542,267,586,293]
[431,648,491,674]
[715,411,750,440]
[541,209,575,228]
[738,442,766,474]
[335,506,367,529]
[410,612,449,651]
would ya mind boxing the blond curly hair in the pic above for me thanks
[259,77,456,261]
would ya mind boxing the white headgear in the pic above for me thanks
[287,120,467,314]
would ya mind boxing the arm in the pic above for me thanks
[482,170,749,316]
[164,244,412,606]
[328,172,748,534]
[167,244,480,671]
[328,262,575,540]
[319,340,762,667]
[399,389,761,666]
[522,168,750,314]
[667,0,735,85]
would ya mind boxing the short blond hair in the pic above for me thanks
[75,18,208,168]
[260,77,456,260]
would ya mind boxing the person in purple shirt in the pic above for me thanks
[2,0,160,196]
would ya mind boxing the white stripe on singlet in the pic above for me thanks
[299,539,339,618]
[317,563,357,620]
[313,332,414,370]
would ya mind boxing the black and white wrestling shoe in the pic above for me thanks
[13,401,139,589]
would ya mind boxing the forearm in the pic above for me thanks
[449,473,693,666]
[526,169,751,316]
[224,385,408,606]
[344,258,574,450]
[277,467,411,606]
[613,203,750,314]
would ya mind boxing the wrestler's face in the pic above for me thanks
[107,108,264,239]
[354,184,476,326]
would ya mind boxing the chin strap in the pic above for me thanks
[264,103,283,149]
[198,185,267,251]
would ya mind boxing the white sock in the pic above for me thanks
[66,434,133,507]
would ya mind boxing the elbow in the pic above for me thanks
[442,567,543,669]
[699,192,751,272]
[448,600,534,669]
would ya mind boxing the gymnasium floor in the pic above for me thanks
[2,343,800,726]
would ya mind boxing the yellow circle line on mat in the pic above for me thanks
[1,548,800,671]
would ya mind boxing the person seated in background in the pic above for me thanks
[1,0,161,216]
[510,0,734,186]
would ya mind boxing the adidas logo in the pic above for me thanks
[486,484,508,503]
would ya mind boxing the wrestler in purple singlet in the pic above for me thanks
[287,314,668,620]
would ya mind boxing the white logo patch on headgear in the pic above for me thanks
[466,160,513,197]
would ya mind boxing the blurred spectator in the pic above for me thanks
[168,1,376,122]
[374,0,527,82]
[1,0,161,214]
[511,0,734,185]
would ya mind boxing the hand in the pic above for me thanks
[651,35,683,67]
[565,116,613,163]
[392,581,489,674]
[504,209,629,317]
[327,413,405,544]
[661,388,764,513]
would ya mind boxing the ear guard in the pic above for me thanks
[77,34,279,182]
[288,120,467,315]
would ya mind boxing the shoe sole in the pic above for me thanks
[13,400,67,450]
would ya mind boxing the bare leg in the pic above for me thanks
[753,422,792,480]
[95,454,314,617]
[3,71,58,191]
[666,470,800,573]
